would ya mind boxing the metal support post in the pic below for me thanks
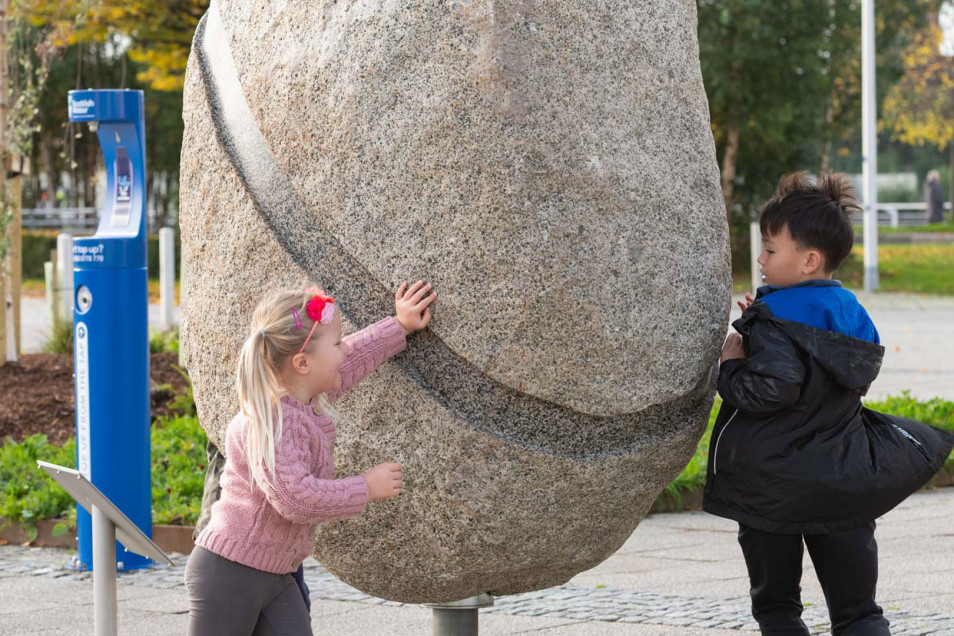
[861,0,879,291]
[92,506,118,636]
[428,594,494,636]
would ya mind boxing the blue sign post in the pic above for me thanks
[68,89,152,571]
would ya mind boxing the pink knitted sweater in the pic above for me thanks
[196,316,407,574]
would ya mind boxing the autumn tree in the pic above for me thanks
[20,0,208,225]
[0,0,56,261]
[882,20,954,207]
[24,0,207,91]
[698,0,937,268]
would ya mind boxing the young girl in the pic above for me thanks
[185,281,437,635]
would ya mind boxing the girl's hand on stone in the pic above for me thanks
[737,292,755,312]
[720,332,746,363]
[395,281,437,334]
[365,463,403,500]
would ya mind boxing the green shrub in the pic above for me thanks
[151,414,207,525]
[0,411,207,529]
[168,366,196,418]
[41,317,73,354]
[149,328,180,354]
[21,232,58,279]
[0,435,77,538]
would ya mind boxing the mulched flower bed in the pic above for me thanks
[0,353,190,446]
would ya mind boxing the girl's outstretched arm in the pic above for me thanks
[326,316,406,403]
[326,281,437,402]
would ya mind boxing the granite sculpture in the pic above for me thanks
[180,0,731,603]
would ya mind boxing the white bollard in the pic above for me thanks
[44,261,55,325]
[159,227,176,331]
[750,222,762,295]
[56,233,74,323]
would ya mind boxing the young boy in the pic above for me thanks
[704,172,954,636]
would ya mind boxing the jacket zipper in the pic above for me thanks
[712,408,740,476]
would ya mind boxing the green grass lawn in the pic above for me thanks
[837,244,954,294]
[735,242,954,295]
[870,222,954,235]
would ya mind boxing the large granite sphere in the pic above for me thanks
[180,0,730,603]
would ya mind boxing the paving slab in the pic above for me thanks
[3,485,951,636]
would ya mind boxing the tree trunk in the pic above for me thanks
[949,142,953,224]
[721,123,739,222]
[0,0,7,175]
[84,137,97,208]
[28,133,39,207]
[819,103,834,176]
[40,129,57,205]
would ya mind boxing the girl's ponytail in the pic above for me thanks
[236,328,285,491]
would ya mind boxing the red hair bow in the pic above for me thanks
[306,294,334,323]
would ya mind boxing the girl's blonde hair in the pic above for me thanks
[235,288,338,491]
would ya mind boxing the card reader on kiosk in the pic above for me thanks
[67,89,152,571]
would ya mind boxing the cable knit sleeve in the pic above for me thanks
[326,316,407,403]
[256,410,369,525]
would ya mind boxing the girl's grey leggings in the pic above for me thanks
[185,546,313,635]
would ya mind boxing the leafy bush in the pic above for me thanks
[41,317,73,354]
[149,328,180,354]
[168,365,196,418]
[21,231,58,279]
[151,414,207,525]
[0,435,76,539]
[0,412,208,530]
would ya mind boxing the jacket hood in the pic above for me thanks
[734,303,884,394]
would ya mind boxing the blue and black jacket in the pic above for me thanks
[704,280,953,534]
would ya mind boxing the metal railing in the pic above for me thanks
[23,207,98,231]
[24,202,949,233]
[850,202,952,228]
[23,207,177,233]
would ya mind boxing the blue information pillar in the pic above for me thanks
[68,89,152,571]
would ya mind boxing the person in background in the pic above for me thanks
[923,169,945,224]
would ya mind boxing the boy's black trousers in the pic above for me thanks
[737,521,891,636]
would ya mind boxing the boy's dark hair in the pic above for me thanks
[759,172,861,272]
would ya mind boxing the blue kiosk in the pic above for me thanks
[67,89,152,571]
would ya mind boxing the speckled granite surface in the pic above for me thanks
[179,0,730,603]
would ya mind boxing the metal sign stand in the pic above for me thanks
[37,461,174,636]
[426,594,494,636]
